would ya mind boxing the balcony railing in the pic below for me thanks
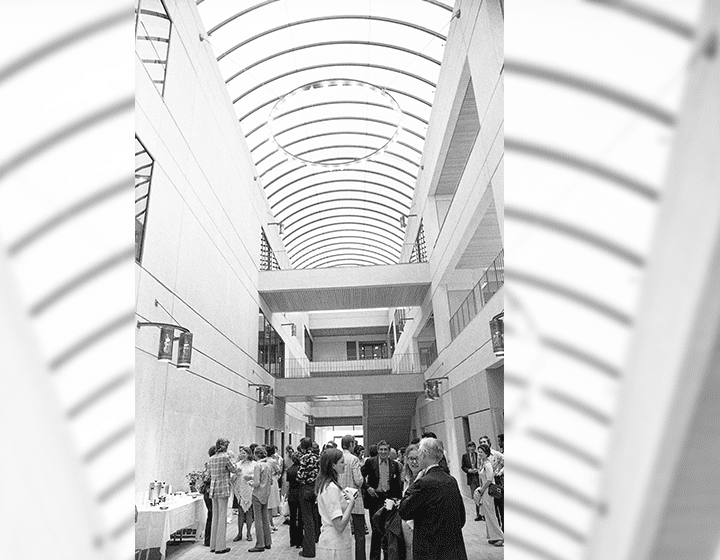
[449,249,504,340]
[284,353,427,379]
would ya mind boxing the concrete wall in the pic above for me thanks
[135,1,307,496]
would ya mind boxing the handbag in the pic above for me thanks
[488,483,503,499]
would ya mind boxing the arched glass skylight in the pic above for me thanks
[196,0,455,268]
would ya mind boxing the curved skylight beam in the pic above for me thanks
[273,145,417,171]
[272,182,412,215]
[202,0,452,32]
[261,149,420,179]
[291,240,401,266]
[506,269,634,326]
[267,170,414,204]
[541,336,622,380]
[265,116,426,144]
[288,227,403,254]
[505,207,645,267]
[215,15,447,60]
[254,131,423,164]
[291,235,403,259]
[505,60,675,125]
[233,62,436,103]
[302,254,388,269]
[286,225,403,257]
[586,0,695,39]
[274,188,410,221]
[265,160,417,196]
[239,84,432,122]
[256,141,421,171]
[227,40,441,84]
[245,100,428,140]
[283,214,404,247]
[293,244,398,268]
[288,228,404,256]
[505,138,659,201]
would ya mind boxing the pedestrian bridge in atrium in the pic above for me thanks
[258,262,431,312]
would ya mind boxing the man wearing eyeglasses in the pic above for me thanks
[461,441,482,521]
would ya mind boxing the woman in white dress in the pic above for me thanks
[474,443,504,547]
[232,446,255,542]
[315,448,357,560]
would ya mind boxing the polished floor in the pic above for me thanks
[166,496,502,560]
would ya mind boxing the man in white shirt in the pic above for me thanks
[337,435,366,560]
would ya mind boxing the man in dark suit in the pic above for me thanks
[461,441,482,521]
[361,440,402,560]
[399,438,467,560]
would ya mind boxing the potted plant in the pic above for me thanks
[185,470,204,492]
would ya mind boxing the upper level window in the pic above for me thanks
[135,136,154,263]
[258,310,285,377]
[135,0,172,97]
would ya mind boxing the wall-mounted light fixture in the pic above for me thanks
[399,214,418,229]
[268,222,284,235]
[249,384,273,406]
[489,311,504,357]
[424,377,448,401]
[281,323,297,336]
[137,321,193,368]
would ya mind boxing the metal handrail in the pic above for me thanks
[284,353,427,378]
[449,249,504,340]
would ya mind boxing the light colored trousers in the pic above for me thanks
[210,496,229,551]
[252,496,272,549]
[481,491,503,541]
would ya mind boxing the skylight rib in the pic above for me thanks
[506,60,676,125]
[232,62,436,103]
[283,215,404,247]
[238,84,432,124]
[293,244,400,268]
[267,171,414,202]
[227,41,440,83]
[287,228,405,257]
[246,101,428,141]
[215,15,447,60]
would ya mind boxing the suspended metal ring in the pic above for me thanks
[267,79,403,170]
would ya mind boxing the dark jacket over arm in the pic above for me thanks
[398,467,467,560]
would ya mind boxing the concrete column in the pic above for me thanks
[440,388,462,483]
[431,283,453,351]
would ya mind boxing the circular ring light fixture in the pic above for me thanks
[267,79,403,170]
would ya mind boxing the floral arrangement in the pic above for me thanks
[186,470,205,491]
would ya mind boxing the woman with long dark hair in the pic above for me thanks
[286,451,304,548]
[314,448,357,560]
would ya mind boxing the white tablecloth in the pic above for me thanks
[135,495,206,558]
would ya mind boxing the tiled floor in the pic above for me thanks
[165,496,503,560]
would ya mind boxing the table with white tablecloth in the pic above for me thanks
[135,495,206,558]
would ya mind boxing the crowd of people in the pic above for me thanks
[198,431,503,558]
